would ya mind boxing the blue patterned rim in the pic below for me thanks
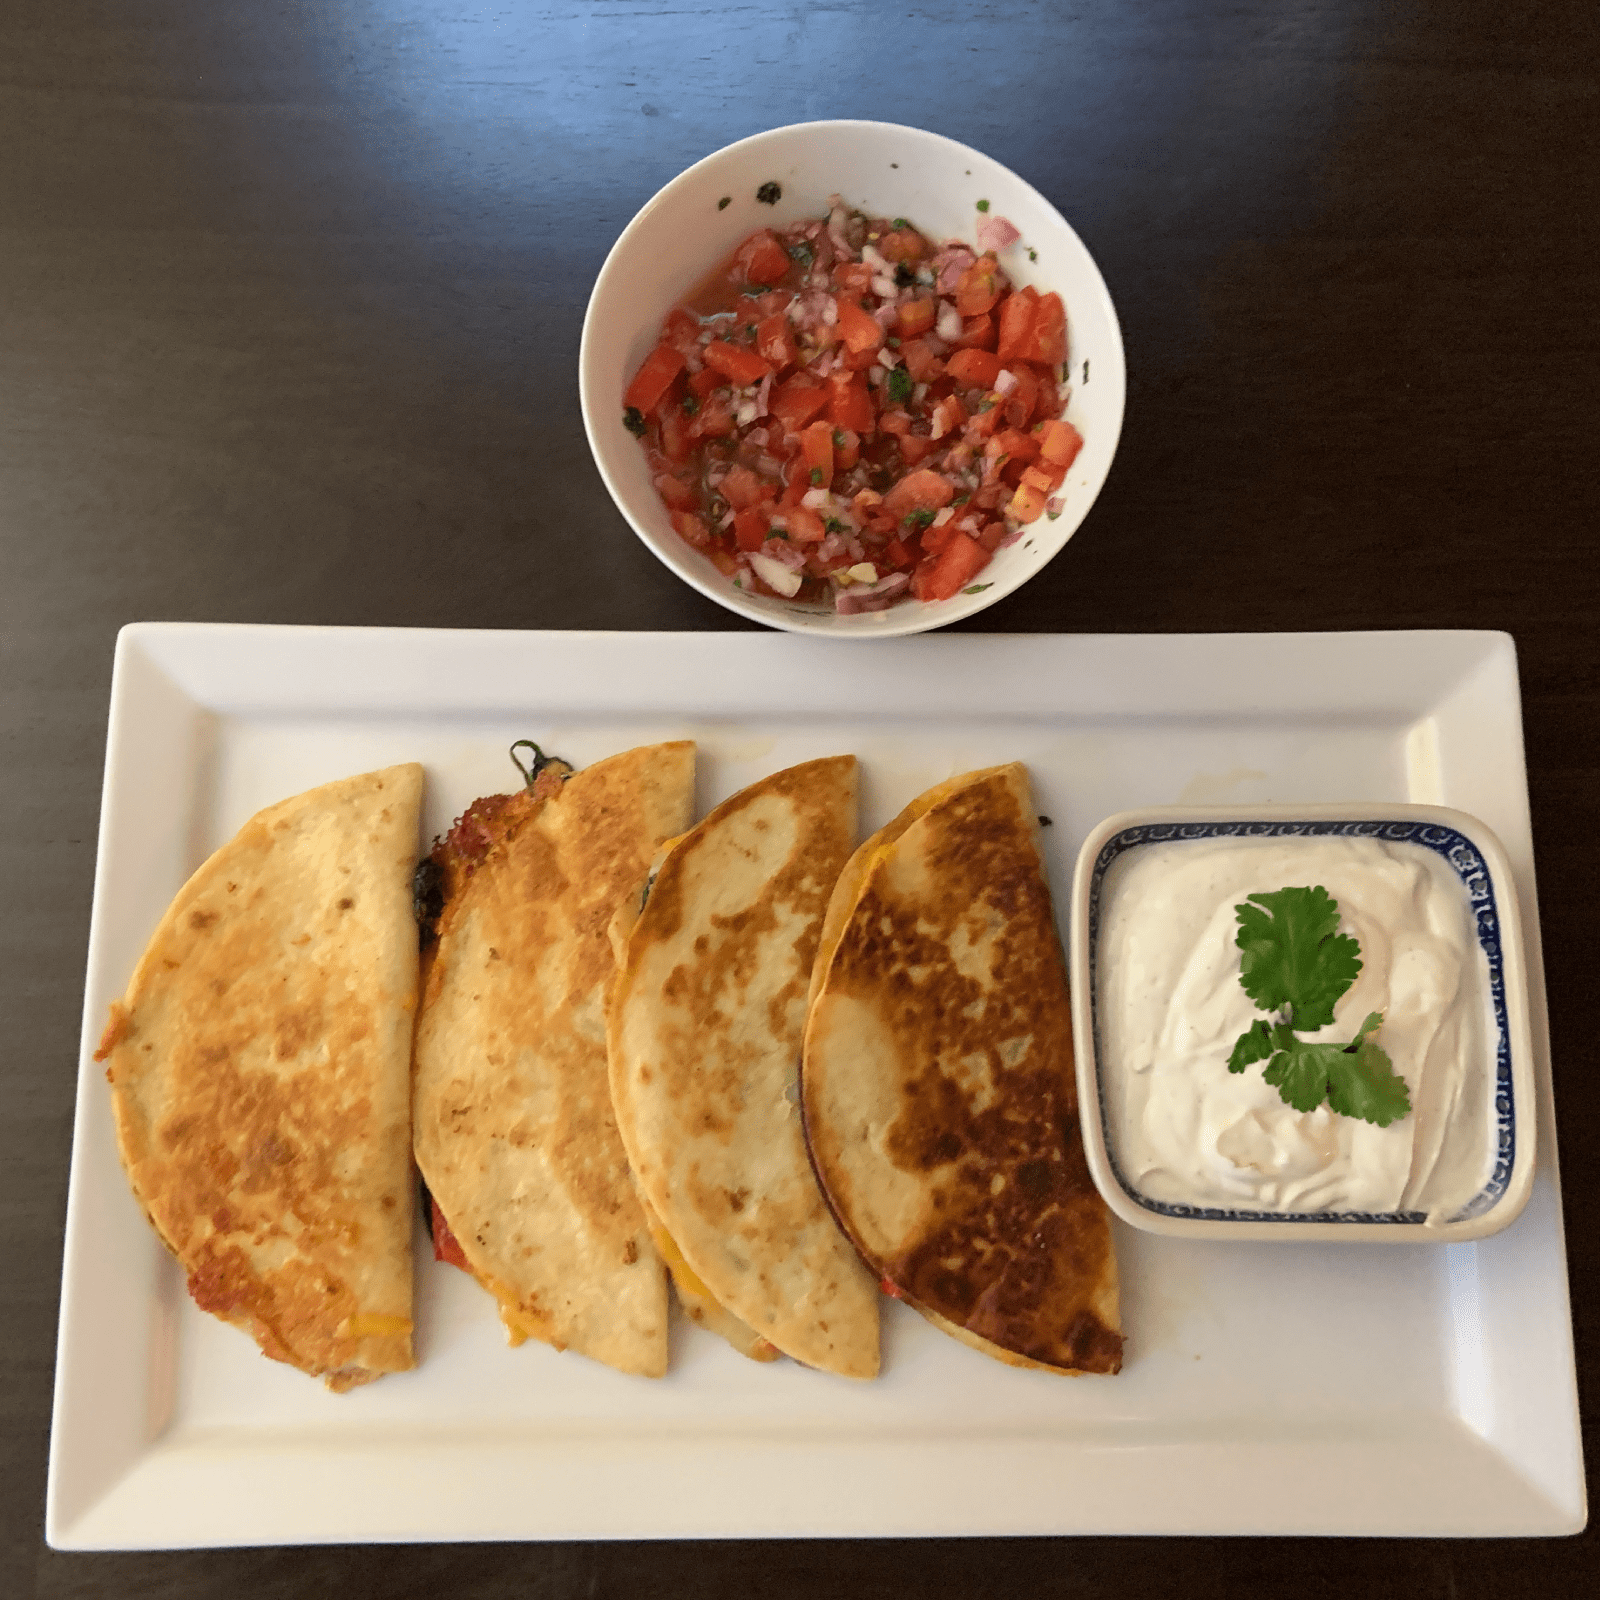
[1086,819,1513,1226]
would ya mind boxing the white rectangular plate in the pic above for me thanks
[48,626,1584,1548]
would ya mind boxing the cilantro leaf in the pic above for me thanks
[1234,886,1361,1031]
[1261,1039,1345,1114]
[1227,1018,1275,1075]
[1324,1013,1412,1127]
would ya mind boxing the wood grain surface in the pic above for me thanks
[4,1,1595,1595]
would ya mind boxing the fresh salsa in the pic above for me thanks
[622,197,1083,613]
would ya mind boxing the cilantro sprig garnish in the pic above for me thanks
[1226,886,1411,1127]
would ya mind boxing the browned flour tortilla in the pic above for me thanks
[608,756,879,1378]
[95,764,425,1392]
[411,741,696,1378]
[802,763,1122,1375]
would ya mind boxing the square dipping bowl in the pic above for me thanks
[1068,804,1537,1243]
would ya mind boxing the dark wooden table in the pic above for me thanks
[6,1,1596,1595]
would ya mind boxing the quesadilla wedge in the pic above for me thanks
[608,756,879,1378]
[411,740,695,1378]
[802,764,1122,1376]
[95,764,424,1391]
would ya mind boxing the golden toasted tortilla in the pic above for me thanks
[608,757,879,1378]
[802,764,1122,1376]
[96,764,424,1392]
[412,741,695,1378]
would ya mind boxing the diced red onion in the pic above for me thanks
[801,487,831,510]
[761,538,808,571]
[1045,495,1065,517]
[994,368,1019,397]
[933,246,976,294]
[999,522,1025,548]
[975,214,1022,253]
[871,274,896,299]
[931,506,954,527]
[871,302,898,329]
[936,301,964,342]
[877,345,901,369]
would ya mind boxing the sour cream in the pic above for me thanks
[1095,836,1497,1220]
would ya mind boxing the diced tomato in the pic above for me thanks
[921,517,960,557]
[930,394,966,440]
[690,396,735,439]
[883,536,915,570]
[1002,366,1041,429]
[733,506,771,551]
[952,313,996,350]
[876,224,928,263]
[833,426,861,470]
[971,482,1007,511]
[1023,461,1067,493]
[883,468,956,521]
[769,378,830,433]
[901,338,946,384]
[922,531,992,600]
[1038,417,1084,469]
[834,295,884,355]
[720,465,767,509]
[661,307,700,356]
[659,406,693,462]
[1008,480,1050,523]
[993,427,1040,465]
[624,343,687,414]
[977,520,1007,552]
[655,473,697,511]
[964,397,1003,438]
[733,229,791,287]
[878,409,913,437]
[896,297,936,338]
[946,348,1002,387]
[755,314,799,371]
[826,371,872,434]
[786,505,826,543]
[954,255,1001,317]
[671,510,712,547]
[704,340,772,387]
[689,366,726,400]
[833,262,874,295]
[900,434,938,465]
[1028,291,1068,367]
[799,420,834,489]
[995,286,1040,365]
[852,488,884,518]
[707,545,741,578]
[839,341,880,371]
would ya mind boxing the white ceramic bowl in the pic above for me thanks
[579,120,1125,636]
[1068,804,1537,1243]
